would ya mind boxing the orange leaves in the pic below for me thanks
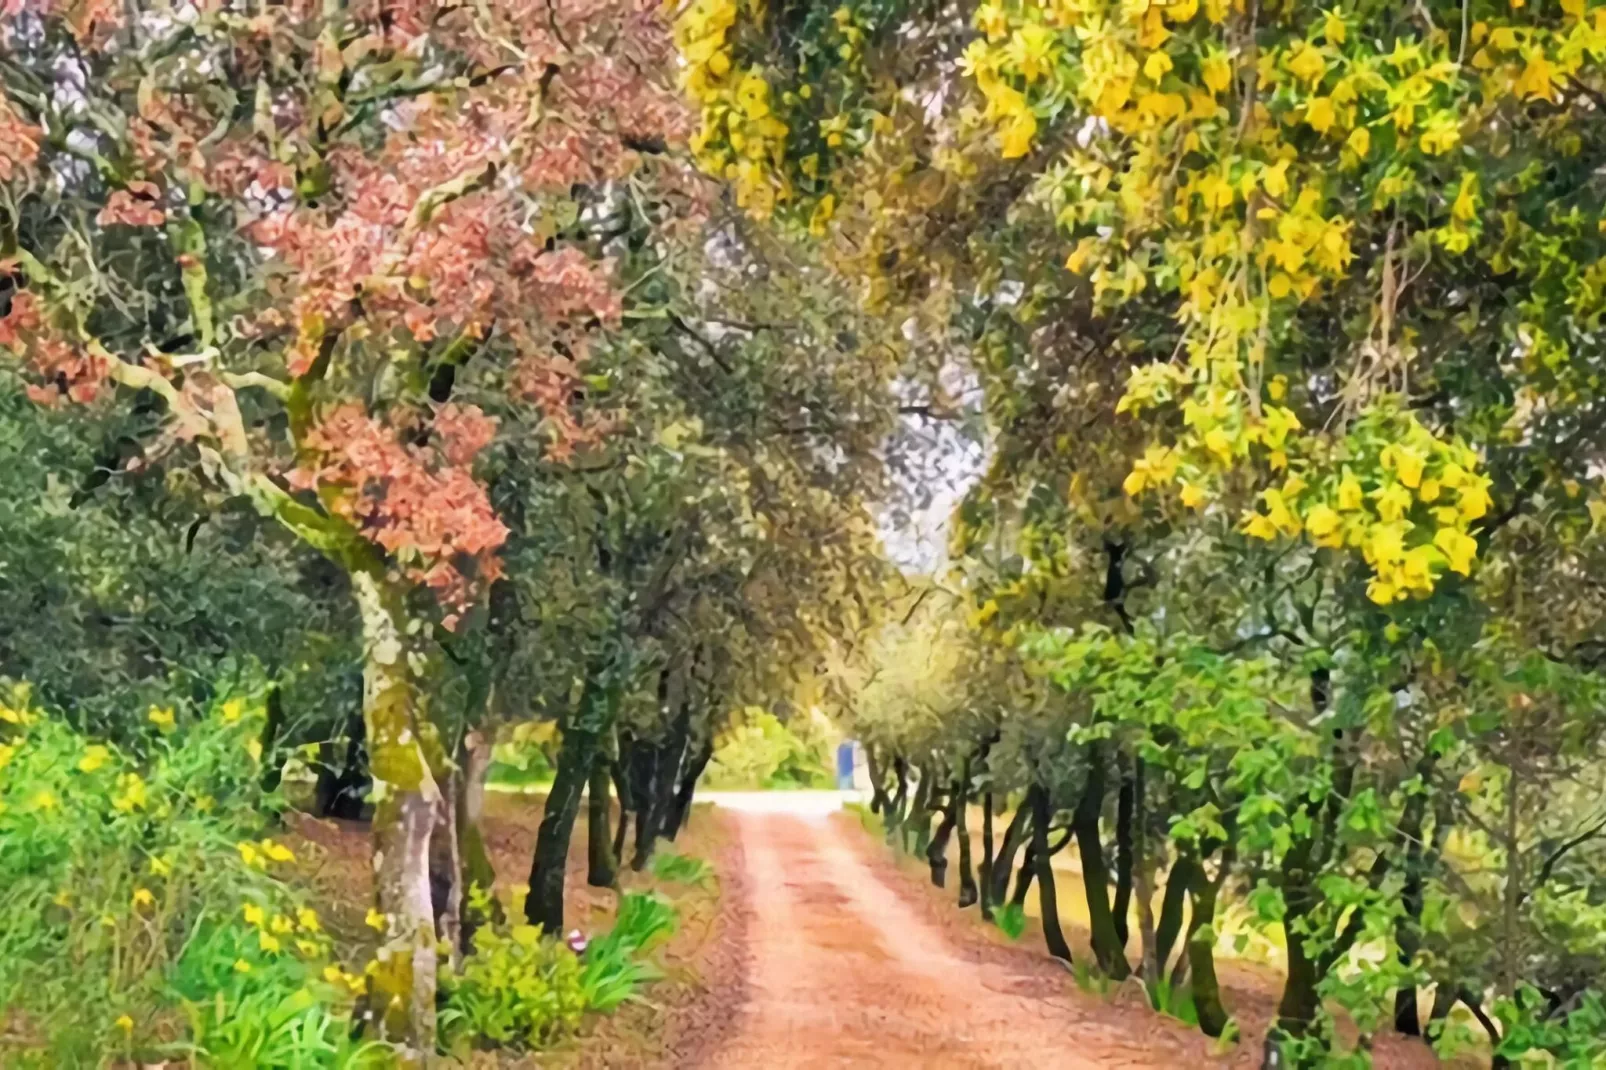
[291,403,509,625]
[0,95,41,183]
[95,183,166,228]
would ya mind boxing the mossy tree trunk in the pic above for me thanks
[588,754,618,887]
[352,571,446,1063]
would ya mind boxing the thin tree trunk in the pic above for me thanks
[667,737,713,838]
[980,790,996,921]
[628,737,659,872]
[1187,859,1229,1039]
[927,787,957,887]
[1075,742,1129,978]
[1155,852,1196,978]
[352,572,441,1060]
[457,729,498,946]
[611,756,633,864]
[866,746,890,814]
[1131,760,1158,988]
[1012,843,1036,907]
[1113,761,1135,948]
[635,705,690,870]
[989,799,1031,905]
[587,754,618,887]
[526,676,609,935]
[429,760,464,971]
[1029,783,1072,963]
[956,759,978,908]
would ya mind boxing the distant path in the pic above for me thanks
[692,803,1207,1070]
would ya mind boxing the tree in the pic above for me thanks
[2,0,687,1053]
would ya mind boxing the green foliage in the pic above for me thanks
[650,850,716,888]
[439,925,589,1052]
[440,891,676,1052]
[991,902,1026,942]
[704,710,832,789]
[1147,978,1199,1029]
[0,683,371,1067]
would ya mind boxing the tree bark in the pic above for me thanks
[587,754,618,887]
[866,746,890,814]
[628,736,659,872]
[1074,742,1129,978]
[525,723,599,934]
[1029,783,1072,963]
[980,790,996,921]
[667,737,713,838]
[989,799,1031,905]
[352,571,442,1061]
[457,729,498,946]
[956,759,978,908]
[1186,859,1229,1039]
[1155,852,1196,978]
[634,704,690,870]
[1113,762,1136,948]
[428,759,464,971]
[611,755,633,863]
[927,787,957,888]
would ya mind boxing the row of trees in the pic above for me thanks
[1,0,899,1060]
[686,0,1606,1065]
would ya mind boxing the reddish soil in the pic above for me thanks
[695,810,1217,1070]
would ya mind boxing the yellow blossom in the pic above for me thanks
[115,1014,133,1031]
[1434,527,1478,575]
[220,698,245,724]
[32,790,57,812]
[271,914,295,934]
[1180,482,1207,509]
[298,907,321,932]
[148,856,171,877]
[259,932,281,954]
[1367,576,1400,604]
[132,888,155,910]
[1244,513,1279,540]
[246,739,263,762]
[297,939,321,957]
[1375,483,1413,522]
[1306,505,1343,547]
[261,840,295,864]
[233,959,252,973]
[237,842,262,868]
[243,903,266,927]
[147,706,176,731]
[1305,96,1336,134]
[365,908,387,931]
[78,745,110,773]
[1458,479,1492,520]
[323,965,344,984]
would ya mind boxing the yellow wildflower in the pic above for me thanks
[271,914,295,934]
[219,698,245,724]
[323,965,344,984]
[148,856,171,877]
[365,908,387,932]
[243,903,266,927]
[297,939,320,957]
[32,790,57,812]
[261,840,295,864]
[1180,483,1208,510]
[298,907,321,932]
[1434,527,1478,575]
[237,842,262,868]
[1305,505,1343,547]
[1244,513,1279,540]
[147,706,176,731]
[1375,483,1413,523]
[78,745,110,773]
[233,959,252,973]
[115,1014,133,1031]
[258,932,281,954]
[1458,479,1492,520]
[132,888,155,910]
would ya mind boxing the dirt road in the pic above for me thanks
[695,808,1214,1070]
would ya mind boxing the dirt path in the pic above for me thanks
[695,810,1211,1070]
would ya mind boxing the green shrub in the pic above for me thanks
[0,683,376,1067]
[439,924,588,1052]
[650,850,715,887]
[580,893,676,1013]
[992,902,1027,941]
[704,710,830,789]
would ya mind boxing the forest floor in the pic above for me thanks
[287,792,1455,1069]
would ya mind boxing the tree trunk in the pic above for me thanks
[1155,852,1195,978]
[927,788,956,888]
[611,757,633,864]
[1011,843,1036,907]
[1029,783,1072,963]
[635,705,690,870]
[1131,760,1159,988]
[667,737,713,838]
[628,737,659,872]
[989,800,1031,905]
[429,760,464,971]
[866,746,890,814]
[956,759,978,908]
[980,790,996,921]
[1074,743,1129,978]
[457,730,498,946]
[1113,762,1135,948]
[525,702,602,935]
[1186,860,1229,1039]
[352,572,442,1061]
[587,754,618,887]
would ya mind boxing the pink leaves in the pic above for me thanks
[0,97,41,183]
[292,403,508,625]
[1,290,110,405]
[96,183,166,228]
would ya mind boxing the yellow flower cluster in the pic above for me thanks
[236,838,295,869]
[676,0,791,217]
[1236,414,1491,604]
[241,899,329,961]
